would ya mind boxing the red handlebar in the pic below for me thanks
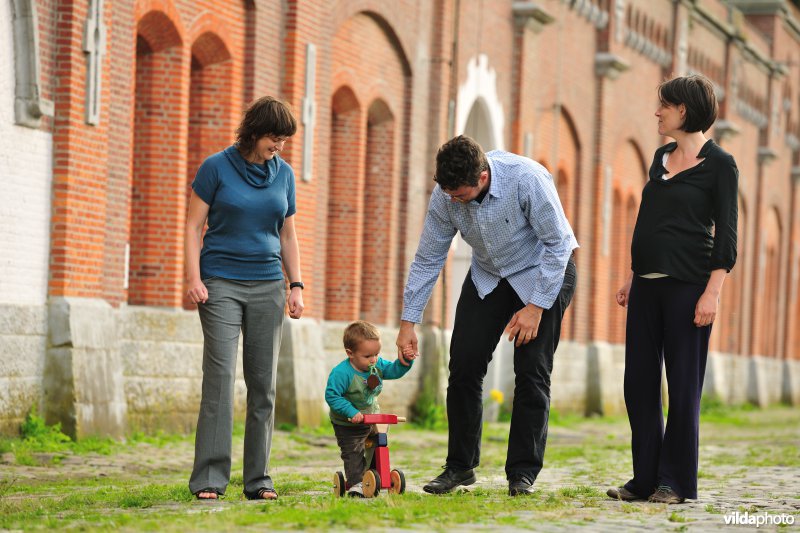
[361,414,406,425]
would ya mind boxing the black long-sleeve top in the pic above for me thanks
[631,139,738,285]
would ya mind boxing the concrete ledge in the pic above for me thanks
[44,297,126,439]
[704,351,729,402]
[119,306,202,343]
[119,340,204,378]
[553,341,591,414]
[0,303,48,435]
[782,358,800,405]
[0,303,47,336]
[119,306,245,432]
[276,318,328,427]
[49,297,118,348]
[0,335,46,377]
[704,352,750,404]
[0,376,42,434]
[748,355,784,406]
[707,352,791,407]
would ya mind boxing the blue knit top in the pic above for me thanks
[192,145,296,280]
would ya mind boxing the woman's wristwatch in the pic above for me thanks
[289,281,304,290]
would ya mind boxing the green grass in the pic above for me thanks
[0,410,120,466]
[0,486,616,531]
[668,510,690,522]
[0,404,797,531]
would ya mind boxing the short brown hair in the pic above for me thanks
[658,75,718,133]
[343,320,380,352]
[434,135,488,190]
[235,96,297,154]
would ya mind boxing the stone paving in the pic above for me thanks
[1,410,798,531]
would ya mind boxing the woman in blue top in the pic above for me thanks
[185,97,304,501]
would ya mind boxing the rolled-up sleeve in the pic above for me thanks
[518,170,577,309]
[401,190,456,323]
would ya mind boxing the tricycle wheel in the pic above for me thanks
[389,469,406,494]
[333,471,346,497]
[362,469,381,498]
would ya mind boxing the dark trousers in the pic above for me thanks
[332,423,373,488]
[623,276,711,500]
[445,259,576,482]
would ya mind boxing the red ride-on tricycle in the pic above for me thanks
[333,413,407,498]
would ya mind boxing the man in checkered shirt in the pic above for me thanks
[396,135,578,496]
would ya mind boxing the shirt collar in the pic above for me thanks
[663,138,714,157]
[486,156,502,199]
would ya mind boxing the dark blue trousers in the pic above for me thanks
[445,259,576,482]
[623,276,711,500]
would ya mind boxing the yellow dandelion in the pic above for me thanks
[489,389,504,405]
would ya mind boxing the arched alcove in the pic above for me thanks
[129,11,185,307]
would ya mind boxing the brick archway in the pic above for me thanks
[360,99,397,324]
[182,31,235,309]
[607,140,647,343]
[129,10,186,306]
[325,87,364,320]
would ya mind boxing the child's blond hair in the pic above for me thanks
[343,320,380,351]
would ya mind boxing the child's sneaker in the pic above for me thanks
[347,482,365,498]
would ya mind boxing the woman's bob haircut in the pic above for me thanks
[658,75,718,133]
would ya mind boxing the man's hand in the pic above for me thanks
[504,304,543,347]
[349,412,364,424]
[395,320,418,366]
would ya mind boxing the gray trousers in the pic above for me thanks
[188,278,285,496]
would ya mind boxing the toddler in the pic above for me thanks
[324,320,415,497]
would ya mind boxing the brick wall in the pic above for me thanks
[23,0,800,345]
[7,0,800,435]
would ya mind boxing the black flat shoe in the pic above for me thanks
[422,467,476,494]
[508,476,535,496]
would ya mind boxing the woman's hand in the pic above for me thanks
[694,290,718,327]
[186,279,208,304]
[695,269,727,327]
[287,287,304,319]
[616,273,633,307]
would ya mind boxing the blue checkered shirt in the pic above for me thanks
[401,150,579,324]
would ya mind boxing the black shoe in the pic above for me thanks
[423,467,476,494]
[508,475,535,496]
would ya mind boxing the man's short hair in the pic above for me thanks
[434,135,488,190]
[343,320,380,352]
[658,75,718,133]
